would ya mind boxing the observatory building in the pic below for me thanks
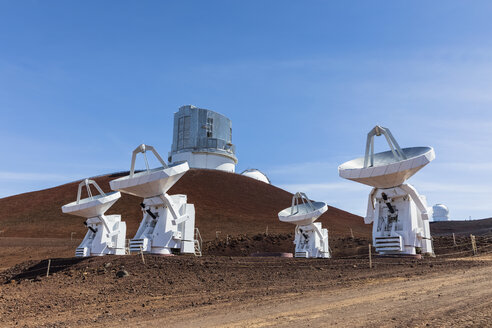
[241,169,271,184]
[432,204,450,222]
[168,105,238,172]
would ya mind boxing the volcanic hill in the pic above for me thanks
[0,169,369,240]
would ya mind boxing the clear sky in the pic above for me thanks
[1,1,491,220]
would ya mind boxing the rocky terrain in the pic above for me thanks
[1,234,492,327]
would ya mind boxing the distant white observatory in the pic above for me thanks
[432,204,450,222]
[241,169,271,184]
[168,105,237,172]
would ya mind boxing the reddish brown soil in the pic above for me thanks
[1,248,492,328]
[0,237,77,270]
[431,218,492,236]
[0,233,486,273]
[0,234,369,271]
[203,233,370,257]
[1,234,492,327]
[0,169,369,240]
[200,233,492,259]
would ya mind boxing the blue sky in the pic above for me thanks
[1,1,491,220]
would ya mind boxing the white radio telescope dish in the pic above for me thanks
[278,194,327,226]
[110,144,189,198]
[339,126,435,188]
[62,179,121,218]
[61,179,126,257]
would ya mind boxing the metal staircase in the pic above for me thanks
[75,246,89,257]
[129,238,148,253]
[374,236,403,253]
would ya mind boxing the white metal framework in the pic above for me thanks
[364,125,406,168]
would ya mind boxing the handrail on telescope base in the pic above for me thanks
[194,228,203,257]
[364,125,407,168]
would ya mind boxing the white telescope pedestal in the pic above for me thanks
[110,144,199,256]
[365,184,433,255]
[62,179,126,257]
[339,125,435,256]
[278,192,330,258]
[129,194,196,255]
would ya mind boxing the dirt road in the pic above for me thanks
[133,256,492,328]
[2,252,491,327]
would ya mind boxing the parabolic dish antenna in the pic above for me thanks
[110,144,198,256]
[339,126,435,188]
[110,144,189,198]
[277,192,330,258]
[62,179,121,218]
[61,178,126,257]
[278,192,328,227]
[338,125,435,256]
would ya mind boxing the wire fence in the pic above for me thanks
[4,234,492,281]
[337,234,492,260]
[3,258,86,281]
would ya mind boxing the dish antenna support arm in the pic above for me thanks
[312,223,328,251]
[76,179,106,204]
[159,194,191,225]
[291,192,315,215]
[399,184,430,221]
[365,187,378,224]
[130,144,169,177]
[364,126,406,168]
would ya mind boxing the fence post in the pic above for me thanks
[139,245,146,264]
[470,234,477,256]
[266,226,269,235]
[350,228,354,239]
[452,233,457,247]
[46,259,51,277]
[368,243,372,269]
